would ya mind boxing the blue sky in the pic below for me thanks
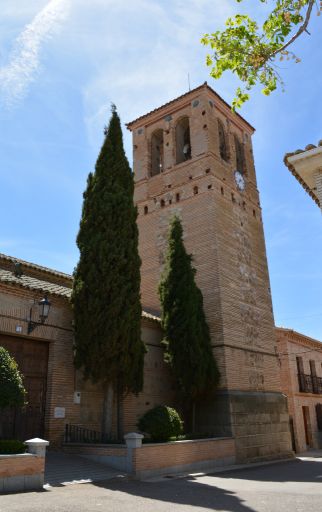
[1,0,321,340]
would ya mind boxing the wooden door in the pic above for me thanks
[0,335,49,440]
[302,406,313,448]
[289,417,297,452]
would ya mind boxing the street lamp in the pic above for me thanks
[27,296,51,335]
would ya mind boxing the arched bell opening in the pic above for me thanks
[151,129,164,176]
[176,117,191,164]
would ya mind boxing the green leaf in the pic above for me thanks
[201,0,315,108]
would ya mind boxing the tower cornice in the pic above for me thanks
[126,82,255,134]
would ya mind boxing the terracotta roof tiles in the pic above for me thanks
[0,252,72,281]
[0,255,160,323]
[0,268,72,298]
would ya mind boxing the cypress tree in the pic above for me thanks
[71,105,145,438]
[158,216,220,431]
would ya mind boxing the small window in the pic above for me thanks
[176,193,180,202]
[231,192,235,203]
[151,129,164,176]
[221,186,224,196]
[234,135,246,173]
[160,199,165,208]
[176,117,191,164]
[193,186,198,195]
[218,120,229,161]
[144,205,148,215]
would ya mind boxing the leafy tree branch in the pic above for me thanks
[270,0,315,56]
[201,0,319,109]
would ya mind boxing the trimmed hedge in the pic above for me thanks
[138,406,183,442]
[0,440,26,454]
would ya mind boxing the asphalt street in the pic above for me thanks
[1,455,322,512]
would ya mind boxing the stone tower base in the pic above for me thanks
[196,390,294,463]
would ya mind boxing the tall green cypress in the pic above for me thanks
[158,216,220,431]
[71,106,145,438]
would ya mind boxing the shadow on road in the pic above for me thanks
[91,457,322,511]
[94,476,256,512]
[213,458,322,483]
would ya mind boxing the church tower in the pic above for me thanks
[127,83,292,462]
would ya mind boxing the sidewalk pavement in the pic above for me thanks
[44,451,125,487]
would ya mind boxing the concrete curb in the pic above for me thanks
[142,455,297,482]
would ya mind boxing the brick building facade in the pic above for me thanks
[1,84,299,462]
[0,253,175,447]
[276,327,322,452]
[127,83,292,462]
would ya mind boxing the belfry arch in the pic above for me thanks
[176,117,191,164]
[151,129,164,176]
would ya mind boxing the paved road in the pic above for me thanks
[44,452,122,486]
[1,455,322,512]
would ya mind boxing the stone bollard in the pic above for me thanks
[25,438,50,458]
[24,438,49,490]
[124,432,144,449]
[124,433,144,476]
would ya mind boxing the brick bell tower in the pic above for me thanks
[127,83,292,462]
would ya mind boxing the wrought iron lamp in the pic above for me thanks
[27,296,51,334]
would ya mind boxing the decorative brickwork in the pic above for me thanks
[128,83,293,462]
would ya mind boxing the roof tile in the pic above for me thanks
[0,269,71,298]
[0,267,161,323]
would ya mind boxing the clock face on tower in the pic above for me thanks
[234,170,245,191]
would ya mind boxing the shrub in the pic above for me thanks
[0,440,26,454]
[138,406,183,442]
[0,346,26,409]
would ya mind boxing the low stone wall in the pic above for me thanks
[132,437,235,479]
[0,438,49,494]
[0,454,45,493]
[63,443,128,472]
[64,435,235,479]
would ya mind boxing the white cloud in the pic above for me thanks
[0,0,70,108]
[68,0,234,151]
